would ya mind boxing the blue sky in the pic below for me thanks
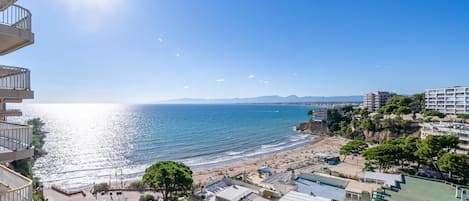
[2,0,469,103]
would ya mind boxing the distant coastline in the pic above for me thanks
[160,95,363,104]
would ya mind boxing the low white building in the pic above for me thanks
[279,191,331,201]
[215,185,254,201]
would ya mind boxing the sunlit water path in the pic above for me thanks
[13,104,314,189]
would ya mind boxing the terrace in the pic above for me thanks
[0,165,32,201]
[0,121,33,162]
[0,1,34,55]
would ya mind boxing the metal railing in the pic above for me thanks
[0,165,32,201]
[0,121,32,152]
[0,65,31,90]
[0,3,31,31]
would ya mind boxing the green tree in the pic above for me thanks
[436,153,469,181]
[340,140,367,161]
[363,144,402,172]
[27,118,47,158]
[416,135,459,175]
[142,161,193,201]
[422,109,446,118]
[410,93,425,113]
[327,109,343,132]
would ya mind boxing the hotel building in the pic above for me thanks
[0,0,35,200]
[364,91,395,112]
[425,86,469,115]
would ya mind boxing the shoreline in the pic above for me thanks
[192,134,331,185]
[38,132,316,190]
[43,135,349,200]
[49,135,346,190]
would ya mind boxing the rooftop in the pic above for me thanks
[296,172,349,188]
[240,192,269,201]
[215,185,253,201]
[363,172,402,187]
[295,177,345,201]
[279,191,331,201]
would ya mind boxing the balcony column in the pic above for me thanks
[0,100,5,121]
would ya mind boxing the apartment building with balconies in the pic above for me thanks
[421,122,469,152]
[364,91,395,112]
[0,0,35,200]
[425,86,469,115]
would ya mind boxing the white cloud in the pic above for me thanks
[215,78,225,82]
[259,80,269,84]
[176,53,181,57]
[183,85,189,89]
[157,37,163,43]
[248,74,255,79]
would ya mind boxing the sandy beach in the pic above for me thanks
[43,135,350,200]
[192,135,349,185]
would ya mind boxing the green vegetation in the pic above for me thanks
[139,194,156,201]
[28,118,47,158]
[11,118,47,182]
[11,158,33,178]
[33,192,43,201]
[142,161,193,201]
[377,93,425,116]
[127,180,146,191]
[457,114,469,120]
[357,134,467,185]
[324,93,425,142]
[422,109,446,118]
[436,153,469,182]
[340,140,367,161]
[94,183,110,191]
[363,143,402,171]
[9,118,48,201]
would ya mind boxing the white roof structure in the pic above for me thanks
[279,191,331,201]
[215,185,253,201]
[364,172,402,187]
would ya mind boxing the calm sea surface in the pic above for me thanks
[13,104,315,189]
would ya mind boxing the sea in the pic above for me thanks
[12,104,316,190]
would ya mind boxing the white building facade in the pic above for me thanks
[425,86,469,115]
[364,91,395,112]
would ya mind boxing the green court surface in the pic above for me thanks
[386,176,464,201]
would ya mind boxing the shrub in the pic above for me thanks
[422,109,445,118]
[127,181,146,191]
[139,194,155,201]
[94,183,110,191]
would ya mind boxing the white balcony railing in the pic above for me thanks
[0,165,32,201]
[0,65,30,90]
[0,122,32,153]
[0,4,31,31]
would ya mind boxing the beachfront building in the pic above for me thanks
[364,91,395,112]
[295,173,380,201]
[311,108,328,122]
[196,178,279,201]
[425,86,469,115]
[279,191,331,201]
[421,122,469,152]
[0,0,35,200]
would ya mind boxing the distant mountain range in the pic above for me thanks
[160,95,363,104]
